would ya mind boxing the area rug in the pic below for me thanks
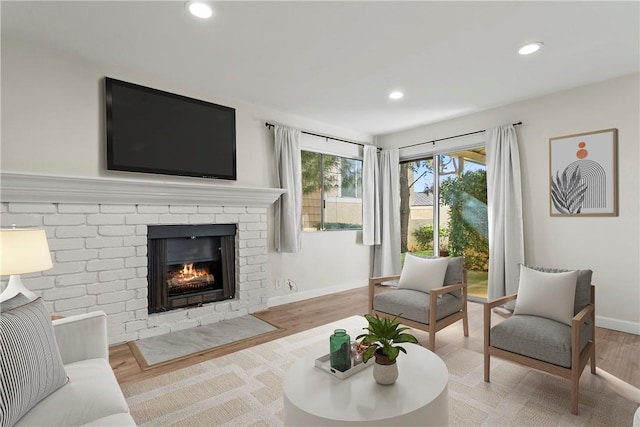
[121,315,638,426]
[129,314,280,368]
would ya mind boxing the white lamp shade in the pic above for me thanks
[0,228,53,275]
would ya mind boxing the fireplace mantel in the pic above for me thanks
[0,172,284,206]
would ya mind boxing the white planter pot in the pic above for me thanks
[373,361,398,385]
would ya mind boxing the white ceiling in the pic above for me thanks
[2,1,639,136]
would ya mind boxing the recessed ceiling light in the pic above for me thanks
[518,42,543,55]
[186,1,213,19]
[389,91,404,100]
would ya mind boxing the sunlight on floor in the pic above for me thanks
[596,368,640,403]
[467,270,487,299]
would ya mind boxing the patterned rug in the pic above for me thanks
[121,316,638,426]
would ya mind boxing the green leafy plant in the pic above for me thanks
[356,314,418,363]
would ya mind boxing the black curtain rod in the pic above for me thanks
[265,122,369,148]
[399,121,523,150]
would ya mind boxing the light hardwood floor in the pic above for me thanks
[109,286,640,391]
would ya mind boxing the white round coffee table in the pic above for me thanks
[283,343,448,426]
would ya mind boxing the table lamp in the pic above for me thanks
[0,227,53,300]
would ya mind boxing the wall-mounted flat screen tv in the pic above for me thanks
[106,77,236,180]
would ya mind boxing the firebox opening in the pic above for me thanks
[147,224,236,314]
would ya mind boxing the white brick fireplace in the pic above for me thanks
[0,173,283,345]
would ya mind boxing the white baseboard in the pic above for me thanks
[596,315,640,335]
[267,281,366,308]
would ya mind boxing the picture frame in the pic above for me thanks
[549,128,618,217]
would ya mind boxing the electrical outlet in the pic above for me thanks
[275,279,283,290]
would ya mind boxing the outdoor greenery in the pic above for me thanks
[439,170,489,271]
[301,151,361,196]
[411,224,448,251]
[316,222,361,230]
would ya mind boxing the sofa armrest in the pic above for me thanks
[52,311,109,364]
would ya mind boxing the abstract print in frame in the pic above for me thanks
[549,128,618,216]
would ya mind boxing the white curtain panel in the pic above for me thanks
[486,124,525,301]
[373,149,401,277]
[362,145,381,246]
[274,125,302,253]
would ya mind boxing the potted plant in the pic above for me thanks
[356,314,419,385]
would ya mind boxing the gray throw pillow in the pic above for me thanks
[0,294,68,427]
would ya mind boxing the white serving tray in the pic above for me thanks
[314,353,372,380]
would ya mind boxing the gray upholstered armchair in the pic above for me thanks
[368,255,469,351]
[484,265,596,415]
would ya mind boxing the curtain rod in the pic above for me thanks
[399,121,523,150]
[265,122,370,148]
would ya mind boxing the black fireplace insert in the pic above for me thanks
[147,224,236,313]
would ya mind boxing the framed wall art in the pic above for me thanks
[549,128,618,217]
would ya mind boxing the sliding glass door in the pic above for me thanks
[400,147,488,299]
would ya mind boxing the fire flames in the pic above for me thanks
[181,263,203,280]
[167,263,215,293]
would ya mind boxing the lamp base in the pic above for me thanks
[0,275,38,302]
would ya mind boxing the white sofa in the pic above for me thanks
[15,311,136,426]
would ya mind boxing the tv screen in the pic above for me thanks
[105,77,236,180]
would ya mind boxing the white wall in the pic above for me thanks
[4,39,637,333]
[1,39,374,306]
[377,73,640,334]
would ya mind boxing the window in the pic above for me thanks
[301,151,363,231]
[400,146,489,299]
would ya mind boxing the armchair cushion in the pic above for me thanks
[490,315,591,368]
[373,289,463,325]
[513,266,577,325]
[398,255,449,294]
[0,294,68,427]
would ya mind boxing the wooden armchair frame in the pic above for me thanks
[368,270,469,351]
[483,285,596,415]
